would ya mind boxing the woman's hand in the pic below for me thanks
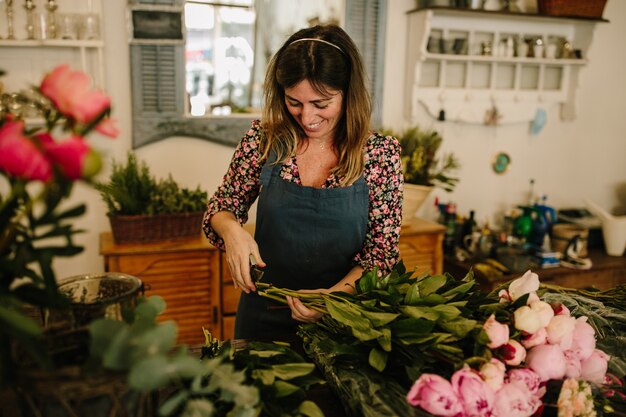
[286,289,327,323]
[212,212,265,293]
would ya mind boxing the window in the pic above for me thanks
[184,0,343,117]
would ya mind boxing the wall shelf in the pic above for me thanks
[405,7,604,124]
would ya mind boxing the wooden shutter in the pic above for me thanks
[345,0,387,129]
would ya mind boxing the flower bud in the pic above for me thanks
[483,314,509,349]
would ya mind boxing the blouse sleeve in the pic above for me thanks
[354,133,404,276]
[202,120,265,249]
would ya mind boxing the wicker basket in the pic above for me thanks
[538,0,607,18]
[109,211,204,244]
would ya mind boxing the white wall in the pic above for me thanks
[30,0,625,278]
[382,0,626,227]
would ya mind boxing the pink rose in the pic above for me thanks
[493,381,542,417]
[406,374,463,417]
[580,349,610,384]
[44,136,93,180]
[40,64,111,124]
[507,368,543,396]
[508,270,540,302]
[452,366,496,417]
[0,121,52,181]
[483,314,510,349]
[546,315,576,350]
[498,340,526,366]
[521,327,547,349]
[526,344,567,382]
[569,317,596,361]
[95,117,120,138]
[513,306,543,334]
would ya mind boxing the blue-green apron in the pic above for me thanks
[234,153,369,340]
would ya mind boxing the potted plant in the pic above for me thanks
[383,126,460,225]
[95,152,208,243]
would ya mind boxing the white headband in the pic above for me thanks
[288,38,345,55]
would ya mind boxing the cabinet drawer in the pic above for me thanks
[222,283,241,314]
[399,233,441,275]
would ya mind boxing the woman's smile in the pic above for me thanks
[284,80,344,143]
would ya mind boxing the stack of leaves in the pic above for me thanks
[257,262,497,416]
[90,296,324,417]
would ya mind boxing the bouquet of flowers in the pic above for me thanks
[257,264,626,417]
[0,64,117,385]
[406,270,625,417]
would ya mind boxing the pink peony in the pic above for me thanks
[508,270,540,302]
[526,344,567,382]
[529,300,554,328]
[521,327,547,349]
[551,303,570,316]
[498,339,526,366]
[406,374,463,417]
[493,380,542,417]
[40,64,110,124]
[563,349,582,379]
[580,349,610,384]
[480,359,507,392]
[546,315,576,350]
[568,317,596,362]
[483,314,510,349]
[507,368,543,396]
[452,366,496,417]
[513,305,543,334]
[0,121,52,181]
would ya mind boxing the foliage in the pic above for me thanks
[0,65,116,386]
[90,296,324,417]
[95,152,208,216]
[383,126,460,191]
[257,265,626,417]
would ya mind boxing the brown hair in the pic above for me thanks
[261,24,372,185]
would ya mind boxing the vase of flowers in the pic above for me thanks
[384,126,460,226]
[0,64,117,386]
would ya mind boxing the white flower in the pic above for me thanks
[508,270,540,302]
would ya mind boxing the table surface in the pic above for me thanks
[444,248,626,290]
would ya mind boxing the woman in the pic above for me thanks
[203,24,403,340]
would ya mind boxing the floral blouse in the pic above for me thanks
[202,120,403,276]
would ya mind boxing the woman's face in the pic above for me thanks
[284,80,344,142]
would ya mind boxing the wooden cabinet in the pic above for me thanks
[100,233,221,345]
[100,218,445,342]
[399,217,445,275]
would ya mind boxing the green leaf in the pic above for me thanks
[418,274,447,296]
[356,269,378,293]
[404,282,421,305]
[359,310,399,327]
[368,348,388,372]
[135,295,166,322]
[440,318,477,338]
[273,380,300,398]
[442,280,475,298]
[377,327,392,352]
[129,355,170,390]
[0,305,42,338]
[399,305,440,321]
[390,318,435,337]
[271,363,316,380]
[432,305,461,321]
[133,320,177,359]
[252,369,275,385]
[157,389,190,417]
[298,400,324,417]
[89,318,126,358]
